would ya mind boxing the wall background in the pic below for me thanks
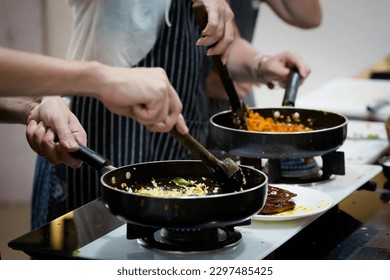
[0,0,72,203]
[251,0,390,106]
[0,0,390,204]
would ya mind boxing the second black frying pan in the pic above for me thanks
[210,107,347,159]
[210,71,348,159]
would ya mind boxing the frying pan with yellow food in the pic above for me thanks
[71,144,268,228]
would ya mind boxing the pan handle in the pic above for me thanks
[282,68,301,107]
[192,1,247,130]
[169,126,243,192]
[169,126,226,173]
[70,144,113,172]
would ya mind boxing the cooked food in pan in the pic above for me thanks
[245,109,313,133]
[118,177,221,197]
[259,185,297,215]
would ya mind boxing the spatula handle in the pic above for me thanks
[192,1,247,129]
[169,126,225,174]
[169,126,242,192]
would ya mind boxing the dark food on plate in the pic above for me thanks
[260,185,297,215]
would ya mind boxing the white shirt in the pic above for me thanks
[67,0,172,66]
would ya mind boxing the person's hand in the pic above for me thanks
[96,66,188,133]
[25,96,87,168]
[193,0,235,63]
[256,51,311,88]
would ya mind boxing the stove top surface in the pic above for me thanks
[9,163,388,260]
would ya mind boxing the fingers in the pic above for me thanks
[132,82,186,132]
[196,0,235,58]
[258,51,311,88]
[52,116,80,152]
[284,51,311,79]
[26,120,83,169]
[26,120,46,157]
[132,95,169,125]
[46,127,84,169]
[69,123,87,148]
[100,67,186,133]
[296,62,311,79]
[205,27,234,59]
[147,113,189,134]
[58,115,87,168]
[175,114,189,134]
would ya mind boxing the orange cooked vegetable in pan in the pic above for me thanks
[245,109,312,133]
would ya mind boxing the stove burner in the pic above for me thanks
[280,157,319,171]
[138,227,242,255]
[241,151,345,184]
[265,157,323,184]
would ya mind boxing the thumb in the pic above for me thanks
[50,118,79,151]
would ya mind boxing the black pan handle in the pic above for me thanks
[282,68,301,107]
[192,1,247,130]
[70,144,112,172]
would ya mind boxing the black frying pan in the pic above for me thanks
[71,145,268,229]
[210,71,348,159]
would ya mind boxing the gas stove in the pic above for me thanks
[241,151,345,184]
[128,222,246,255]
[9,163,383,260]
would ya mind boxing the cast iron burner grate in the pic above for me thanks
[266,157,322,184]
[138,227,242,254]
[241,151,345,184]
[126,221,249,255]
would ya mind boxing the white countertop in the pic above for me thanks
[340,120,389,164]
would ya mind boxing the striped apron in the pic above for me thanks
[31,0,210,229]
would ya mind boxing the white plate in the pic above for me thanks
[252,185,333,221]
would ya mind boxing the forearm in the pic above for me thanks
[226,37,261,83]
[0,97,39,124]
[0,46,105,99]
[226,40,311,89]
[265,0,322,29]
